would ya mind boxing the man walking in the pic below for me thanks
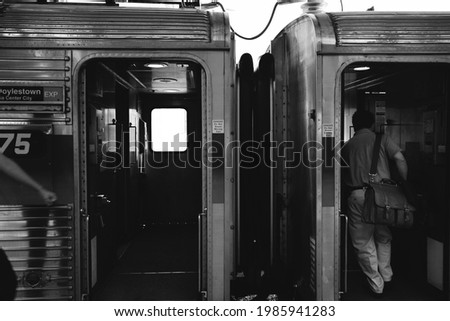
[342,110,408,296]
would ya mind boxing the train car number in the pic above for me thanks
[0,133,34,155]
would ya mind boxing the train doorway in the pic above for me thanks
[340,62,449,300]
[80,58,205,300]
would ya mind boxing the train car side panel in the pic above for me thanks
[0,48,76,300]
[271,14,321,300]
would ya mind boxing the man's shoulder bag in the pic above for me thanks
[362,134,415,228]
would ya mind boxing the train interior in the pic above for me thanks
[83,59,203,300]
[340,62,449,300]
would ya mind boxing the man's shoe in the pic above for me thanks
[368,290,384,300]
[366,283,384,300]
[384,280,395,293]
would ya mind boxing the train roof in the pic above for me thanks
[0,3,231,50]
[280,11,450,54]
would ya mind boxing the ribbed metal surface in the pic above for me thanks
[0,3,211,42]
[0,205,75,300]
[329,12,450,47]
[0,50,68,82]
[0,50,70,122]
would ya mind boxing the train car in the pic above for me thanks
[260,8,450,300]
[0,1,235,300]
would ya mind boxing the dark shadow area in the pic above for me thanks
[91,224,198,301]
[341,227,445,301]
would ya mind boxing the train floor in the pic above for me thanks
[341,228,445,301]
[341,270,444,301]
[91,224,199,301]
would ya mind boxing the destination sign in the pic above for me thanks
[0,86,63,103]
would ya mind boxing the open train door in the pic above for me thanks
[77,58,207,300]
[339,62,450,300]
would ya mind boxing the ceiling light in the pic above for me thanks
[176,63,190,68]
[144,62,169,68]
[353,66,371,71]
[153,77,177,83]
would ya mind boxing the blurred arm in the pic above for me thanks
[0,153,57,205]
[393,151,408,181]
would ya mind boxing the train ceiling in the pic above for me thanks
[96,60,199,94]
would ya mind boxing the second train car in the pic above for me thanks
[237,9,450,301]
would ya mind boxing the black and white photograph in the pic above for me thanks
[0,0,449,319]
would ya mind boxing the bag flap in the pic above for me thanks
[370,182,416,211]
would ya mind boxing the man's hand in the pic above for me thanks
[39,188,57,206]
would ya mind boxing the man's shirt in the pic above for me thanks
[342,128,401,188]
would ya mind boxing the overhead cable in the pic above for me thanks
[217,1,279,40]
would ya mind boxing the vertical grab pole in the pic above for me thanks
[340,212,349,295]
[198,211,207,299]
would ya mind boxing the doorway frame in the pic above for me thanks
[72,50,231,300]
[326,55,450,300]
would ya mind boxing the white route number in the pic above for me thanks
[0,133,32,155]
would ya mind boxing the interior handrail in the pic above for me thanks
[0,204,73,211]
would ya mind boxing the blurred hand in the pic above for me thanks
[39,189,57,206]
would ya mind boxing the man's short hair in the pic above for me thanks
[352,110,375,131]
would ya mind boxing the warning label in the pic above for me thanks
[323,124,334,137]
[212,120,224,134]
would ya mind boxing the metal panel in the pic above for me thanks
[271,14,319,300]
[272,34,289,267]
[223,44,236,302]
[319,55,340,300]
[0,3,230,49]
[0,50,71,123]
[329,12,450,48]
[0,205,75,300]
[0,50,68,83]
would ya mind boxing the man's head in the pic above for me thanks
[352,110,375,132]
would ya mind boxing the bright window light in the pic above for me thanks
[151,108,187,152]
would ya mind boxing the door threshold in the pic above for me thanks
[119,271,197,275]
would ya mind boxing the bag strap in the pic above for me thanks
[369,133,382,182]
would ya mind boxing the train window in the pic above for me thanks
[151,108,187,152]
